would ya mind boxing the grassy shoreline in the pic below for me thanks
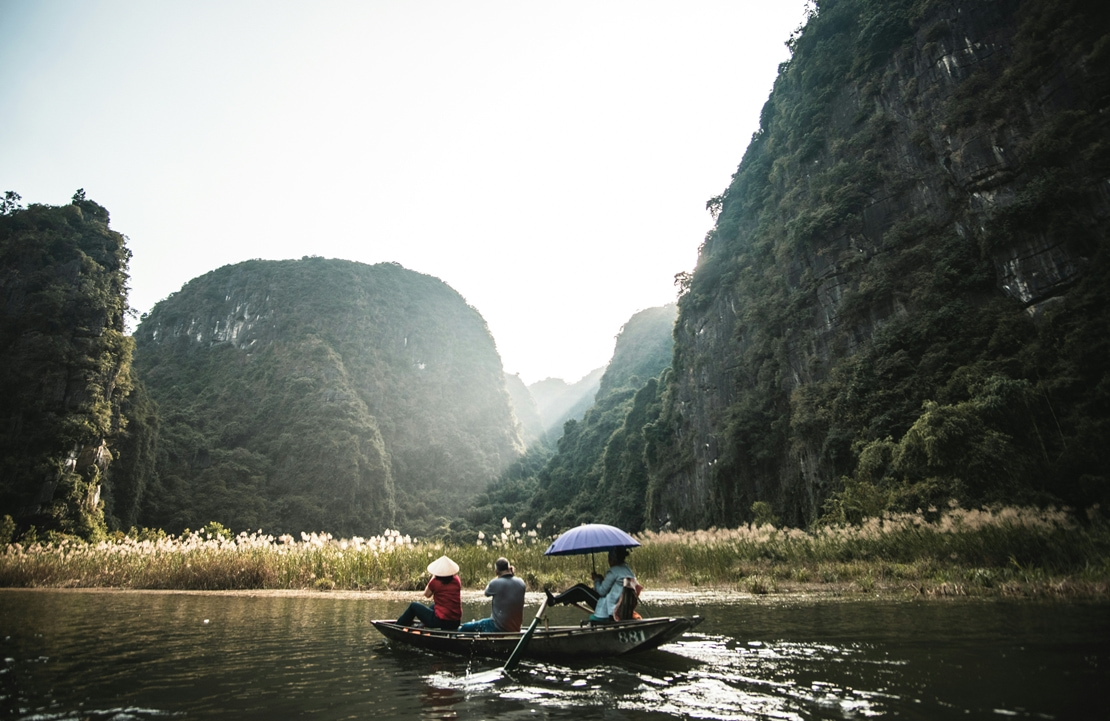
[3,506,1108,600]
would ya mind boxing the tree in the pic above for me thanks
[0,191,22,215]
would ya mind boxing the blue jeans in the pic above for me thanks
[396,602,459,630]
[458,617,500,633]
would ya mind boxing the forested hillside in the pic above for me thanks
[0,191,134,539]
[5,0,1106,546]
[644,0,1110,528]
[120,258,524,537]
[472,304,678,533]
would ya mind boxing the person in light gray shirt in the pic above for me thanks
[459,557,526,633]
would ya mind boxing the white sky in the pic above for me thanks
[0,0,806,385]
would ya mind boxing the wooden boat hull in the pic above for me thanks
[372,615,703,661]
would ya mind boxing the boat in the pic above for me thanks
[372,615,703,661]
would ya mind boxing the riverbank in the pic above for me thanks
[2,578,1106,603]
[3,505,1108,600]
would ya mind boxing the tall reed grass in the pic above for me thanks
[2,506,1107,598]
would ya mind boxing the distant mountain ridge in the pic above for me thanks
[527,368,606,438]
[471,303,677,533]
[503,373,546,447]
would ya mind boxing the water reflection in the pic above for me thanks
[419,684,463,720]
[1,589,1107,720]
[421,633,895,720]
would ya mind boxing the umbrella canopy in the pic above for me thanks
[543,523,641,557]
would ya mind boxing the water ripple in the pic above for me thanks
[3,591,1107,720]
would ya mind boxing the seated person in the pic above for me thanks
[545,548,641,622]
[394,555,462,630]
[459,557,526,633]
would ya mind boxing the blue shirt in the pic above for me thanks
[593,564,635,618]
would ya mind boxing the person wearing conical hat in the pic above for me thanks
[395,555,462,630]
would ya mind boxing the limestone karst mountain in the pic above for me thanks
[123,258,524,537]
[645,0,1110,528]
[0,192,133,539]
[480,0,1109,537]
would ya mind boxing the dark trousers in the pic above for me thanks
[547,583,599,609]
[396,602,460,630]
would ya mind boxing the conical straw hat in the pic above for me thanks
[427,555,460,577]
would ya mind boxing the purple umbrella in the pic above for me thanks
[543,523,641,557]
[506,524,638,673]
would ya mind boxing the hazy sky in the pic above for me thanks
[1,0,807,385]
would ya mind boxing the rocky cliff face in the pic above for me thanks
[648,0,1109,529]
[130,258,524,536]
[0,194,133,539]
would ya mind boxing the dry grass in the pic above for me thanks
[3,505,1108,599]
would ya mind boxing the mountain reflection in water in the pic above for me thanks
[1,589,1106,720]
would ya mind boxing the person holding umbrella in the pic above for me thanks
[395,555,462,630]
[545,547,640,622]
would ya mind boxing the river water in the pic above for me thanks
[1,588,1106,720]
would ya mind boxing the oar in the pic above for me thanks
[502,596,549,673]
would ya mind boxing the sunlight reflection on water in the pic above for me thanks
[1,590,1107,720]
[416,631,902,720]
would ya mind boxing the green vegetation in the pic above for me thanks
[0,191,134,540]
[644,0,1110,528]
[2,505,1107,599]
[3,0,1106,589]
[122,258,523,540]
[468,305,678,534]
